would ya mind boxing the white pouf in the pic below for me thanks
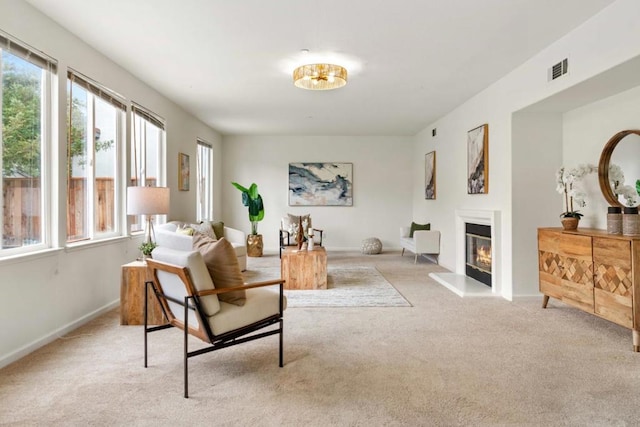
[361,237,382,255]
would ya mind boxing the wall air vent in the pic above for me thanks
[549,58,568,81]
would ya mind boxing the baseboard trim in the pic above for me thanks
[0,300,119,369]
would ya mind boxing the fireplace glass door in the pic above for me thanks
[465,223,491,287]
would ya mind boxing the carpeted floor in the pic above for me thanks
[243,265,412,307]
[1,251,640,426]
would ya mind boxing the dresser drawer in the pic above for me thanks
[593,238,633,328]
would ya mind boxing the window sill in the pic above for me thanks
[0,235,133,266]
[65,235,130,252]
[0,247,64,266]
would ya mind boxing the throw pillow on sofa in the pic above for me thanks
[192,221,217,240]
[198,220,225,240]
[211,221,224,239]
[410,222,430,237]
[176,225,195,236]
[192,234,246,306]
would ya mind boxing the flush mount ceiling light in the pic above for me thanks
[293,63,347,90]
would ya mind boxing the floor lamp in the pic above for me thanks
[127,186,170,254]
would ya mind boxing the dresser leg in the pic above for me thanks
[633,329,639,352]
[542,295,549,309]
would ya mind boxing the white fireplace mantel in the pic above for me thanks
[430,209,501,298]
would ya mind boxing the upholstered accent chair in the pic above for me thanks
[400,224,440,264]
[144,240,286,398]
[279,213,323,257]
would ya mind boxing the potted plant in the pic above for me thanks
[231,182,264,256]
[555,164,596,230]
[138,241,157,261]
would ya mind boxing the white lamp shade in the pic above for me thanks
[127,186,170,215]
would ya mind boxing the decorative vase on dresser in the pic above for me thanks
[538,227,640,352]
[622,206,639,236]
[607,206,622,234]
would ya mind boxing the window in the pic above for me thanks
[1,31,55,255]
[196,139,213,222]
[67,70,126,243]
[130,104,165,232]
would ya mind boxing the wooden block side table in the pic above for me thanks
[120,260,165,325]
[281,246,327,290]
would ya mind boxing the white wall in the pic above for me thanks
[221,135,413,252]
[0,0,222,367]
[511,113,563,295]
[413,99,511,281]
[414,0,640,299]
[562,84,640,227]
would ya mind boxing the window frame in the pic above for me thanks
[196,138,213,222]
[66,69,126,244]
[129,103,166,234]
[0,30,56,257]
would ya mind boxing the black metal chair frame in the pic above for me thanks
[143,259,285,398]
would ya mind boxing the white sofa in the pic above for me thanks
[400,226,440,264]
[155,221,248,271]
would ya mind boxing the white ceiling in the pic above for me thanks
[26,0,615,136]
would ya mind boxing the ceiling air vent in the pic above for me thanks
[549,58,568,81]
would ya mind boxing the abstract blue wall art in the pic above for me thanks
[289,162,353,206]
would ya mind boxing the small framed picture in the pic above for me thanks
[178,152,190,191]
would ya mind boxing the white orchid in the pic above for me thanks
[608,164,639,206]
[609,163,625,191]
[556,163,597,218]
[617,184,638,207]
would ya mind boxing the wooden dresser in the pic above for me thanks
[538,227,640,351]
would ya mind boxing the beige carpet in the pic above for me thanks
[243,265,412,307]
[1,251,640,426]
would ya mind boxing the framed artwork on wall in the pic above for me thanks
[289,162,353,206]
[467,124,489,194]
[178,152,190,191]
[425,151,436,200]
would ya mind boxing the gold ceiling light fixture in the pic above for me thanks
[293,63,348,90]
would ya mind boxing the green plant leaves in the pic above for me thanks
[231,182,264,231]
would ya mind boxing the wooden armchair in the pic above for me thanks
[279,213,323,257]
[144,246,285,398]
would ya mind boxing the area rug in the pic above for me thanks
[243,266,412,308]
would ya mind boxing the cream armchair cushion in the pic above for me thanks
[151,247,221,318]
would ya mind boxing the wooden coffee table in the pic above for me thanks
[281,246,327,290]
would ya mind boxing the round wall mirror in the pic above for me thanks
[598,130,640,207]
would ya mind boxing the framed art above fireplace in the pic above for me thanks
[467,124,488,194]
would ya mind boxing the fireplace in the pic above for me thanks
[428,209,500,298]
[465,223,491,287]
